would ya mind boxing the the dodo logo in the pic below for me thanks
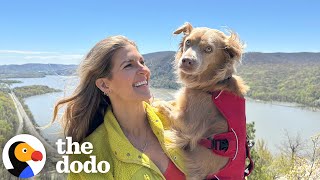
[2,134,46,178]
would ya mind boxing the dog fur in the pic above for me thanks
[157,22,249,179]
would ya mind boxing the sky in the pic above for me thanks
[0,0,319,65]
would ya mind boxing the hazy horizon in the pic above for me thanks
[1,50,319,66]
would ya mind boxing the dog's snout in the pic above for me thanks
[182,58,194,66]
[179,57,197,73]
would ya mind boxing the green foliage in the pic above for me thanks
[144,51,181,89]
[1,52,319,107]
[0,79,22,85]
[13,85,61,99]
[13,85,61,125]
[238,52,320,108]
[0,87,10,93]
[144,51,320,108]
[0,91,18,150]
[248,140,277,180]
[246,122,256,142]
[0,72,46,78]
[246,122,320,179]
[0,63,77,78]
[247,132,320,179]
[0,120,13,145]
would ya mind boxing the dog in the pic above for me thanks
[156,22,253,179]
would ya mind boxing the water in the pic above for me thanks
[246,100,320,153]
[8,75,320,154]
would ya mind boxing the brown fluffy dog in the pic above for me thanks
[157,22,249,179]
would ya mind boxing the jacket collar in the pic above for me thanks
[103,102,167,175]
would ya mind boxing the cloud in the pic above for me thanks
[0,50,57,55]
[24,54,84,60]
[0,50,84,65]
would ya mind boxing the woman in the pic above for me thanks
[52,35,185,179]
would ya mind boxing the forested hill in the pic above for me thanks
[143,51,320,107]
[242,52,320,64]
[238,52,320,107]
[0,52,319,107]
[144,51,177,89]
[0,63,76,78]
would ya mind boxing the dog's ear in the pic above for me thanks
[173,22,193,35]
[224,32,244,61]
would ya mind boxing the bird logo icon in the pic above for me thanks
[2,134,46,178]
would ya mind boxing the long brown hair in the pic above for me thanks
[52,35,137,142]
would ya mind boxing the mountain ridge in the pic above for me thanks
[1,51,319,107]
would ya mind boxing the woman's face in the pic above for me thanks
[107,44,151,102]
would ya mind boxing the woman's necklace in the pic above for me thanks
[140,130,148,153]
[123,124,149,153]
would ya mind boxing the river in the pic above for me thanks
[8,75,320,154]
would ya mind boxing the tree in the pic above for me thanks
[274,131,320,179]
[306,133,320,179]
[248,139,277,180]
[247,128,320,179]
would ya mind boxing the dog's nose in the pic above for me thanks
[182,58,194,66]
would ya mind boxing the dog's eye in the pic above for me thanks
[205,46,212,53]
[185,40,191,46]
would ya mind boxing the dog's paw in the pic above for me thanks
[153,100,173,110]
[153,101,174,116]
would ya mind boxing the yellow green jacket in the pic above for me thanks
[68,102,185,180]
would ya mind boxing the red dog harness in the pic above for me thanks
[199,90,254,180]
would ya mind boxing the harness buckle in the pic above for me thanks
[208,137,229,151]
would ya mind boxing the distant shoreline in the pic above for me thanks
[2,74,319,112]
[245,97,320,112]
